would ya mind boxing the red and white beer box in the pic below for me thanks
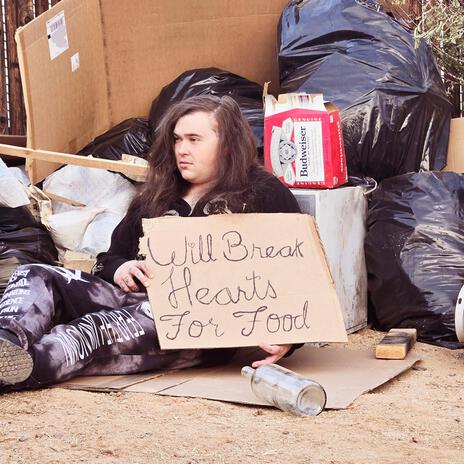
[264,93,348,189]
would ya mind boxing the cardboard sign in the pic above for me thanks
[140,213,347,349]
[264,93,348,189]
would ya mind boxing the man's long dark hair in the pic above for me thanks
[128,95,269,224]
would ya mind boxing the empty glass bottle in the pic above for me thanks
[241,363,326,416]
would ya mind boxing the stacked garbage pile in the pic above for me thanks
[278,0,452,181]
[0,155,137,289]
[1,0,461,349]
[275,0,462,348]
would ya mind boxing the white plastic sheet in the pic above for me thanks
[43,165,136,215]
[46,207,106,251]
[43,166,136,257]
[0,158,30,208]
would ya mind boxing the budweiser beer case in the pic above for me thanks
[264,93,348,189]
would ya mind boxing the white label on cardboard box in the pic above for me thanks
[140,213,347,349]
[46,11,69,60]
[294,121,324,182]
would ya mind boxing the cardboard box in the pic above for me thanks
[14,0,290,183]
[291,186,368,333]
[264,93,348,189]
[443,117,464,173]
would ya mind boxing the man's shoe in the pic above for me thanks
[0,329,33,385]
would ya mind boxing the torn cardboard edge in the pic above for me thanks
[57,345,421,410]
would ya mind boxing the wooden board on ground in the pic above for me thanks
[375,328,417,360]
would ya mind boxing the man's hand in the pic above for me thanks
[252,344,292,368]
[114,260,153,293]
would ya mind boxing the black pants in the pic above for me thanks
[0,264,235,392]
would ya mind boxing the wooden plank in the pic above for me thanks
[0,143,149,178]
[43,191,86,207]
[62,251,95,274]
[375,328,417,360]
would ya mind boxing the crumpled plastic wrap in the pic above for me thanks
[0,158,30,208]
[278,0,452,181]
[365,171,464,348]
[0,206,58,296]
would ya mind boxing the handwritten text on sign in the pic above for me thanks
[140,213,347,349]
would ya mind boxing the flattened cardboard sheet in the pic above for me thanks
[16,0,109,183]
[58,346,421,409]
[17,0,109,154]
[444,117,464,173]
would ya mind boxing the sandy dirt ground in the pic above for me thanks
[0,328,463,464]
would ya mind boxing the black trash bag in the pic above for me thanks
[1,155,25,168]
[278,0,452,182]
[365,171,464,349]
[77,118,152,160]
[0,206,58,297]
[0,206,58,265]
[149,68,265,155]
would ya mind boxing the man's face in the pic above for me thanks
[173,111,220,189]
